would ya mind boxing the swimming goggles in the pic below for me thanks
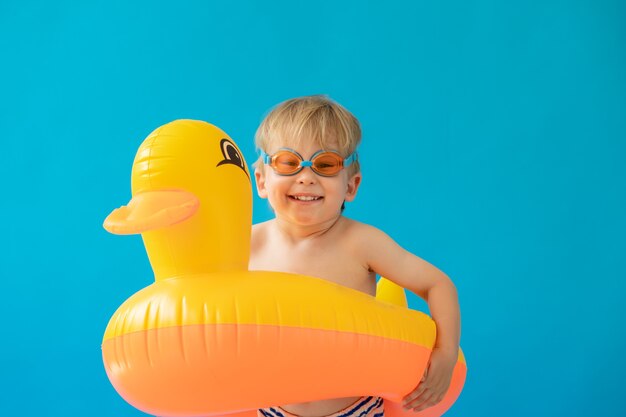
[260,148,358,177]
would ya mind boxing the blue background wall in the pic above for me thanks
[1,1,624,416]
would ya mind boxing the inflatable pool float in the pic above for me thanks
[102,119,467,417]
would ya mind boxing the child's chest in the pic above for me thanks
[251,240,376,296]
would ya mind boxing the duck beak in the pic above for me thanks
[103,190,199,235]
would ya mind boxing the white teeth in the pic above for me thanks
[293,195,320,201]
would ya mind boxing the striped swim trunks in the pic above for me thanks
[258,396,384,417]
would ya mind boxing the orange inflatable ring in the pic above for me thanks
[102,120,467,417]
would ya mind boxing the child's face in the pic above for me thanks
[255,139,361,227]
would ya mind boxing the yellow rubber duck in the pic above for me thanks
[102,119,466,417]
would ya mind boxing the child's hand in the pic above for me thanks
[402,347,458,412]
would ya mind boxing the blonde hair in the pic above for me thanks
[255,95,361,176]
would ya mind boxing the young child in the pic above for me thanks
[250,95,461,417]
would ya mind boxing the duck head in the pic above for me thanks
[103,119,252,280]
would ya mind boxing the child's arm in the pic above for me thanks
[362,225,461,413]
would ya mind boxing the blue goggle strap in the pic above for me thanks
[260,150,271,164]
[343,152,358,167]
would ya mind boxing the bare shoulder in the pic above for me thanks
[251,220,272,234]
[338,218,396,258]
[251,220,273,250]
[339,217,389,242]
[339,218,404,267]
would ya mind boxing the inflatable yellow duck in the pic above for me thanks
[102,120,466,417]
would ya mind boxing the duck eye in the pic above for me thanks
[217,138,249,179]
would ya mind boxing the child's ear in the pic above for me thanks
[254,165,268,199]
[345,172,362,202]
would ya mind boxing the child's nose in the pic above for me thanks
[296,167,317,184]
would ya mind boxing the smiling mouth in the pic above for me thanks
[289,195,323,201]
